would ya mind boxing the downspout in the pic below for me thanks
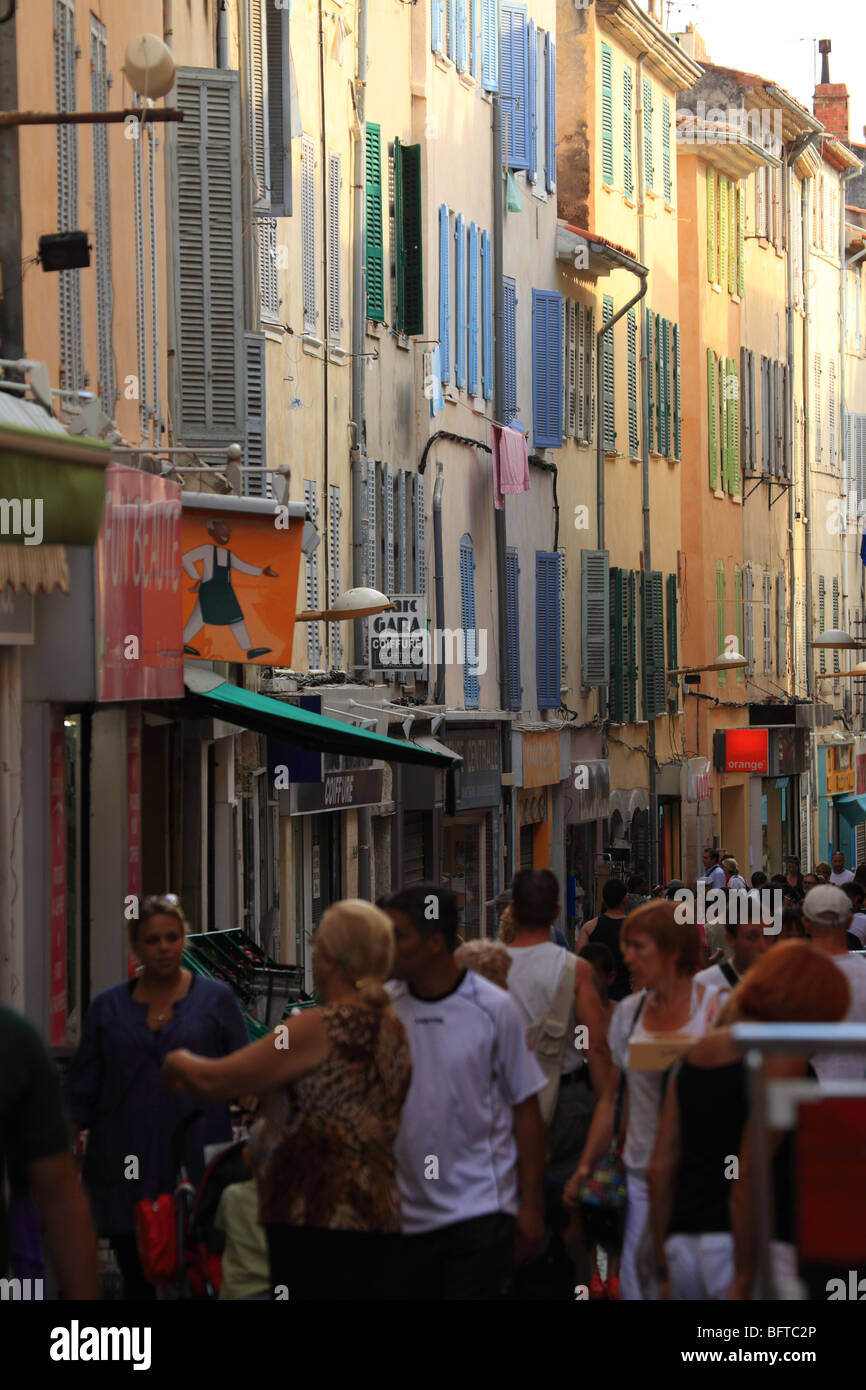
[636,52,658,888]
[845,241,866,699]
[802,176,815,696]
[350,0,371,899]
[217,0,229,67]
[318,0,331,666]
[840,168,861,717]
[493,93,514,889]
[432,465,446,703]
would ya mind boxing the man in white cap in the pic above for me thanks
[802,884,866,1081]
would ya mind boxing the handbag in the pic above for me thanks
[133,1193,178,1285]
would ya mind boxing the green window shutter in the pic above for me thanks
[623,66,634,199]
[718,177,728,292]
[666,572,678,710]
[643,77,653,190]
[610,567,626,722]
[662,317,671,456]
[662,96,672,204]
[719,355,729,493]
[626,570,638,721]
[707,347,718,489]
[627,308,638,456]
[727,358,740,495]
[706,169,716,284]
[716,561,727,685]
[728,179,736,295]
[672,323,682,461]
[646,308,655,450]
[365,124,384,321]
[641,570,665,719]
[737,182,745,297]
[396,141,423,335]
[734,564,743,684]
[581,549,610,687]
[601,45,614,187]
[654,314,665,455]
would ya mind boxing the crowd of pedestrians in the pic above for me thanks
[2,852,866,1302]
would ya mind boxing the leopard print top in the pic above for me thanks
[257,1001,411,1231]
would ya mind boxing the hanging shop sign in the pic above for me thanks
[518,789,549,826]
[521,730,561,788]
[368,595,428,672]
[95,465,183,700]
[446,728,501,810]
[714,728,769,774]
[566,759,611,823]
[180,496,303,666]
[686,757,711,803]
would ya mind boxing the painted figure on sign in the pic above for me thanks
[182,518,278,659]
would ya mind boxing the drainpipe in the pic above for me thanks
[432,464,446,704]
[493,93,513,889]
[636,53,658,888]
[840,168,861,718]
[317,0,331,666]
[802,176,815,698]
[217,1,229,68]
[350,0,371,899]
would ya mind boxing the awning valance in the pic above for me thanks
[183,668,461,770]
[0,417,110,546]
[836,794,866,825]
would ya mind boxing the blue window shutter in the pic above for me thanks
[431,0,443,54]
[481,229,493,400]
[448,0,457,61]
[536,551,561,709]
[501,4,529,170]
[455,213,466,389]
[545,34,556,193]
[503,275,517,419]
[439,205,450,382]
[532,288,563,448]
[456,0,468,71]
[468,222,479,395]
[527,21,537,184]
[460,534,479,707]
[506,547,522,709]
[601,44,614,186]
[481,0,499,91]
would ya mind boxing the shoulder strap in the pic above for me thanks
[524,952,578,1128]
[720,960,739,988]
[613,992,647,1138]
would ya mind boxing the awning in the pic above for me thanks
[837,795,866,825]
[0,541,69,594]
[184,668,461,770]
[0,400,110,546]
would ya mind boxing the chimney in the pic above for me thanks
[814,39,850,142]
[647,0,661,20]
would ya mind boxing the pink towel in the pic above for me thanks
[492,424,530,509]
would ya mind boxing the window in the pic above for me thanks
[329,484,344,668]
[734,564,744,684]
[501,4,529,170]
[460,535,480,707]
[394,140,423,336]
[601,44,614,187]
[756,164,768,240]
[439,205,451,379]
[833,576,841,691]
[544,33,556,194]
[480,0,499,91]
[503,276,517,421]
[481,229,493,400]
[706,170,716,284]
[814,352,823,462]
[641,570,665,718]
[602,295,615,452]
[265,0,292,215]
[707,347,719,490]
[762,571,772,675]
[327,152,342,345]
[532,289,563,448]
[707,351,740,495]
[366,124,385,321]
[647,312,679,459]
[455,213,466,387]
[90,16,115,420]
[818,575,826,675]
[468,222,479,395]
[716,562,727,685]
[257,216,280,322]
[666,573,679,711]
[562,300,594,444]
[662,96,672,204]
[740,348,756,470]
[610,567,637,723]
[643,78,654,191]
[301,135,317,334]
[581,550,610,688]
[536,551,561,709]
[304,480,322,669]
[506,547,522,709]
[627,309,638,456]
[776,572,787,677]
[828,357,837,468]
[243,332,267,497]
[623,66,634,199]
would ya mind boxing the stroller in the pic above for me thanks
[169,1111,252,1299]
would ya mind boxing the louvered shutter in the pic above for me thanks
[468,223,479,395]
[666,573,679,708]
[576,302,587,440]
[627,309,638,456]
[456,0,468,71]
[532,289,563,448]
[601,45,614,186]
[728,358,740,495]
[501,4,529,170]
[536,551,561,709]
[460,535,480,707]
[760,356,770,472]
[301,135,317,333]
[733,565,743,674]
[818,576,826,674]
[243,332,268,496]
[738,565,750,679]
[545,34,556,193]
[623,67,634,200]
[329,484,344,668]
[133,113,148,432]
[558,548,568,687]
[719,355,729,493]
[737,183,745,297]
[396,470,408,594]
[706,170,716,284]
[774,361,785,474]
[304,480,322,668]
[829,358,837,468]
[646,308,655,449]
[718,176,728,296]
[585,306,595,445]
[503,276,518,420]
[662,96,672,204]
[728,177,736,295]
[707,348,718,489]
[432,0,444,55]
[815,353,823,461]
[247,0,271,211]
[602,295,615,452]
[257,215,280,321]
[90,16,115,419]
[763,571,772,674]
[756,166,766,239]
[740,347,751,467]
[610,568,626,722]
[581,549,610,688]
[655,313,664,455]
[643,78,653,190]
[563,300,577,439]
[455,214,466,387]
[641,571,665,718]
[506,548,522,709]
[55,0,83,404]
[481,229,493,400]
[173,69,244,446]
[396,142,423,336]
[776,571,786,676]
[364,459,378,591]
[447,0,456,60]
[833,576,841,687]
[266,1,291,215]
[413,472,427,594]
[662,317,671,456]
[527,21,537,185]
[327,153,342,344]
[626,571,638,720]
[439,205,451,379]
[672,323,681,461]
[366,124,384,321]
[481,0,499,90]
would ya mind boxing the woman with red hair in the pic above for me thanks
[647,941,850,1300]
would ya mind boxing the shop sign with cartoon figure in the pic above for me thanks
[181,503,303,665]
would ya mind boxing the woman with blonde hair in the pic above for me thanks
[163,899,411,1300]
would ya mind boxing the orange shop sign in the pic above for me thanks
[522,730,560,788]
[719,728,769,774]
[181,496,304,666]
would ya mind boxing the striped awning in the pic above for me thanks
[0,541,69,595]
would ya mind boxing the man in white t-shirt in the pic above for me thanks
[803,885,866,1081]
[694,916,770,1002]
[385,883,546,1300]
[829,852,855,886]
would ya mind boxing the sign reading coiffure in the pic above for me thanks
[95,465,183,700]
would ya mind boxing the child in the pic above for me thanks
[214,1120,271,1300]
[577,943,621,1299]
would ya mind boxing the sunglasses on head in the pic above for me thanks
[141,893,182,914]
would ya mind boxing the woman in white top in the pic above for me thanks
[564,902,720,1301]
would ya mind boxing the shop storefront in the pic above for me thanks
[713,725,806,878]
[443,726,502,940]
[565,756,610,938]
[818,738,857,864]
[513,729,562,874]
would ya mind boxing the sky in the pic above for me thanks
[663,0,866,146]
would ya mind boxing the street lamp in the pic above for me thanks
[667,650,750,676]
[810,629,866,650]
[296,587,395,623]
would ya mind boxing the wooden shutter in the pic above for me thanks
[564,299,578,438]
[672,323,682,461]
[536,551,561,709]
[503,276,517,420]
[602,295,615,452]
[719,354,729,492]
[439,205,451,379]
[706,169,716,284]
[728,176,737,295]
[718,177,728,296]
[666,572,679,709]
[545,34,556,193]
[737,183,745,297]
[266,1,292,215]
[173,69,244,445]
[662,96,672,204]
[829,357,837,468]
[661,317,671,456]
[301,134,317,333]
[610,567,626,722]
[707,348,718,489]
[727,358,740,496]
[601,44,614,186]
[454,213,466,387]
[327,152,341,344]
[581,549,610,688]
[257,215,280,321]
[247,0,270,210]
[776,571,787,676]
[328,483,344,668]
[365,124,385,321]
[481,229,493,400]
[432,0,444,54]
[740,348,751,468]
[833,576,841,687]
[506,548,522,709]
[762,571,772,674]
[627,309,639,456]
[814,353,823,461]
[641,571,665,718]
[559,548,568,687]
[527,21,537,184]
[643,77,653,189]
[90,16,115,419]
[413,472,427,594]
[481,0,499,91]
[818,575,826,674]
[623,66,634,200]
[456,0,468,70]
[396,142,423,336]
[304,480,322,668]
[585,306,595,446]
[734,564,744,681]
[468,222,479,395]
[654,314,664,455]
[626,571,638,720]
[532,289,563,448]
[501,4,529,170]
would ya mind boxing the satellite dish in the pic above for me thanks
[123,34,176,99]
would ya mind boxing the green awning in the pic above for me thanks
[837,794,866,825]
[0,420,110,545]
[183,670,460,770]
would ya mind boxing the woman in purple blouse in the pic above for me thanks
[66,895,248,1300]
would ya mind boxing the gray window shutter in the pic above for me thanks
[383,461,396,594]
[413,472,427,595]
[558,547,568,687]
[364,459,378,591]
[89,16,115,421]
[247,0,271,210]
[266,0,292,216]
[257,215,280,321]
[397,469,408,594]
[55,0,83,404]
[743,565,754,674]
[763,571,772,675]
[641,570,666,718]
[243,332,269,497]
[776,572,787,677]
[301,135,317,333]
[173,69,244,449]
[814,353,823,461]
[327,153,341,345]
[329,485,344,668]
[581,549,610,687]
[304,480,322,668]
[575,302,587,441]
[828,358,837,468]
[585,305,595,446]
